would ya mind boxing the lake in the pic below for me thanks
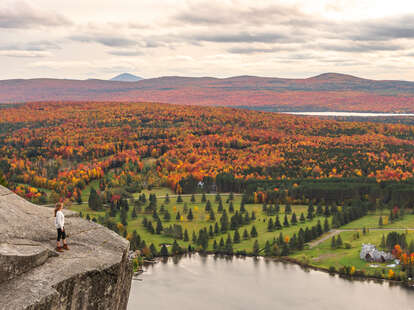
[128,254,414,310]
[283,112,414,117]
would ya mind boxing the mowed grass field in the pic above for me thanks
[341,210,414,229]
[292,230,414,275]
[70,189,331,253]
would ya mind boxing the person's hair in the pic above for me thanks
[54,203,62,217]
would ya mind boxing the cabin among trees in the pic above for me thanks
[360,244,393,263]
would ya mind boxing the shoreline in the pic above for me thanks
[136,252,414,288]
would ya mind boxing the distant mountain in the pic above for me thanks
[110,73,143,82]
[1,73,414,112]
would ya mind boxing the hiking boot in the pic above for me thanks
[56,246,64,252]
[63,244,69,250]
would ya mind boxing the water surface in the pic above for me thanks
[284,112,414,117]
[128,254,414,310]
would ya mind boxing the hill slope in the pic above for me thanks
[1,73,414,112]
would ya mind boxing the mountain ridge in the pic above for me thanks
[1,73,414,112]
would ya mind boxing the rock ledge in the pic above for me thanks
[0,185,132,310]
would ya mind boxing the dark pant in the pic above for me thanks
[57,228,66,241]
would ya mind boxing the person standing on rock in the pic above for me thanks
[55,202,69,252]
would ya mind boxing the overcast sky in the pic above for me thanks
[1,0,414,80]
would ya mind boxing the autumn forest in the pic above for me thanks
[2,101,414,205]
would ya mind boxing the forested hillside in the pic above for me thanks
[1,101,414,206]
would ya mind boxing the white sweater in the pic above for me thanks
[55,210,65,229]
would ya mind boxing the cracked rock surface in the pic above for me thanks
[0,185,133,310]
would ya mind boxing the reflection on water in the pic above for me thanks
[283,112,414,117]
[128,254,414,310]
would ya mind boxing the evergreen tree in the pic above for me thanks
[215,193,221,202]
[214,222,220,234]
[336,234,343,248]
[172,240,181,254]
[275,204,280,214]
[120,208,128,226]
[191,194,196,203]
[165,193,170,204]
[220,210,229,232]
[177,194,183,203]
[316,220,323,236]
[283,214,289,227]
[331,236,336,249]
[160,244,169,256]
[225,234,233,254]
[192,231,197,243]
[149,243,157,257]
[187,208,194,221]
[409,240,414,253]
[379,216,383,227]
[229,201,234,213]
[275,215,282,230]
[164,210,171,221]
[0,171,7,187]
[209,209,215,221]
[324,217,330,232]
[291,212,297,225]
[251,211,256,220]
[240,202,246,213]
[209,225,214,237]
[264,240,272,256]
[285,204,292,214]
[253,240,260,256]
[243,228,250,240]
[88,187,102,211]
[307,205,314,220]
[297,233,305,250]
[184,229,189,241]
[229,192,234,201]
[201,193,206,202]
[380,234,386,249]
[205,200,212,211]
[219,237,225,249]
[250,225,258,238]
[76,188,82,205]
[316,205,323,216]
[267,218,274,231]
[176,211,181,220]
[213,239,218,251]
[300,212,305,223]
[156,218,163,234]
[152,208,158,219]
[233,229,241,243]
[131,207,137,218]
[218,200,224,212]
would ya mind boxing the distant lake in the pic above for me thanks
[128,254,414,310]
[283,112,414,117]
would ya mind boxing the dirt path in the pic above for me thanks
[309,228,414,248]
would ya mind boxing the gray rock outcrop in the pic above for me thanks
[0,185,133,310]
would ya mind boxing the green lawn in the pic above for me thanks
[70,192,328,253]
[341,210,414,229]
[291,230,414,276]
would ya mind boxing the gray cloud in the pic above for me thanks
[108,50,143,56]
[0,1,70,28]
[188,32,292,44]
[0,40,60,51]
[228,46,294,54]
[175,3,313,27]
[70,34,137,47]
[317,42,402,53]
